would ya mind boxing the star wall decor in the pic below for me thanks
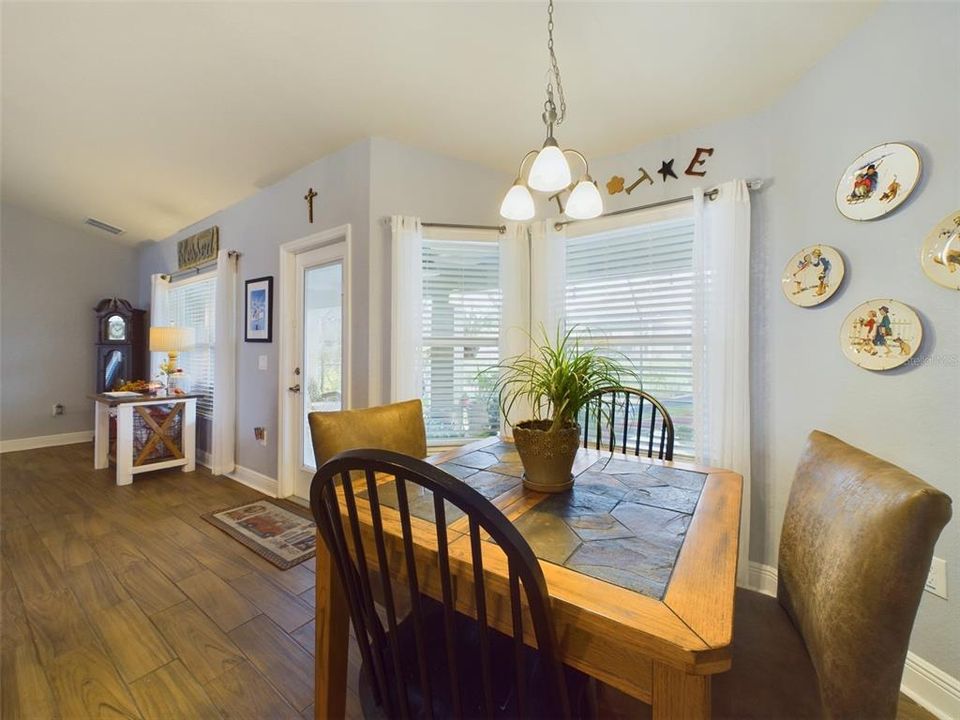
[658,159,678,182]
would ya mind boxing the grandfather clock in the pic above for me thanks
[94,298,146,392]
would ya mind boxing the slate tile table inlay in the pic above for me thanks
[361,440,705,600]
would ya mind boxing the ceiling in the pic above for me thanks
[1,1,877,244]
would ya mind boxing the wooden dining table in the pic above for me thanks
[314,436,742,719]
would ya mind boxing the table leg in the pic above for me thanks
[315,531,349,720]
[652,662,711,720]
[94,401,110,470]
[182,399,196,472]
[115,405,134,486]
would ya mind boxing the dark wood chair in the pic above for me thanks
[578,387,675,461]
[310,449,589,720]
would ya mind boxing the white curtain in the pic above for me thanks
[210,250,238,476]
[498,222,531,437]
[149,273,171,379]
[390,216,423,402]
[529,220,566,342]
[693,180,752,585]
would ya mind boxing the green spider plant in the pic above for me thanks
[487,325,639,433]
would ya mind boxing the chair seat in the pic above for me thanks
[595,587,823,720]
[712,587,823,719]
[358,596,588,719]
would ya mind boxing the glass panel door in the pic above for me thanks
[300,261,343,471]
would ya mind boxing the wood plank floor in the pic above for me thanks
[0,443,936,720]
[1,443,363,720]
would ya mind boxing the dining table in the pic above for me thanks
[314,436,742,719]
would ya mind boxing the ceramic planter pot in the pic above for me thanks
[512,419,581,493]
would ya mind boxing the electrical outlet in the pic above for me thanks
[925,557,947,599]
[258,355,268,371]
[254,427,267,446]
[52,403,64,417]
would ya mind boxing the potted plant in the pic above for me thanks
[489,327,638,493]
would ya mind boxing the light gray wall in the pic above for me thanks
[367,136,512,403]
[593,2,959,676]
[138,137,508,476]
[1,203,139,440]
[138,139,372,478]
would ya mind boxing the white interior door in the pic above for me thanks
[289,244,346,499]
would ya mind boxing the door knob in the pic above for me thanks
[288,384,301,393]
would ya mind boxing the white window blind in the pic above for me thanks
[421,239,500,443]
[565,216,695,457]
[165,275,216,418]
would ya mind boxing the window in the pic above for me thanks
[564,215,695,457]
[421,238,500,443]
[164,275,216,418]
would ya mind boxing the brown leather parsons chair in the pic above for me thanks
[307,398,428,467]
[307,400,429,643]
[600,430,952,720]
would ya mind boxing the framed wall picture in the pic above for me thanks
[781,244,845,307]
[835,142,921,221]
[840,299,922,371]
[245,276,273,343]
[920,209,960,290]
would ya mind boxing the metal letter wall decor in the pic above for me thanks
[607,146,715,195]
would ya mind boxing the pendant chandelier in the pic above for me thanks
[499,0,602,222]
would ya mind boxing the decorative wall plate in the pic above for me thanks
[920,210,960,290]
[835,142,921,221]
[840,299,922,371]
[781,245,845,306]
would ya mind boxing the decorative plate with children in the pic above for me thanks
[835,143,921,221]
[920,210,960,290]
[840,299,922,371]
[781,245,845,307]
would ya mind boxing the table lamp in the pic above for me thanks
[149,325,195,373]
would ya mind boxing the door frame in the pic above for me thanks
[277,224,352,499]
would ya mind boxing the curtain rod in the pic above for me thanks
[554,178,764,231]
[162,250,240,282]
[421,221,507,234]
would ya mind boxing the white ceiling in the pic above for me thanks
[1,1,877,244]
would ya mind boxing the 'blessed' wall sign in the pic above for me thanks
[177,226,220,270]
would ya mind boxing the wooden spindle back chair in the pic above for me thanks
[310,449,575,720]
[578,387,675,461]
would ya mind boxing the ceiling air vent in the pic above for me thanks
[84,217,125,235]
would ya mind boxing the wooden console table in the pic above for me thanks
[90,392,200,486]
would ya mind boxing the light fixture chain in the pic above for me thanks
[546,0,566,126]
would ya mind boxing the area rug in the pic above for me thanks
[203,498,316,570]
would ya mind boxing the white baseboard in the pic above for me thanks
[226,464,278,497]
[902,652,960,720]
[0,430,94,454]
[745,560,778,596]
[742,562,959,719]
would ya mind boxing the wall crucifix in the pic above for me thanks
[304,187,318,223]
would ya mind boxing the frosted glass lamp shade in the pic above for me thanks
[528,142,572,192]
[499,182,536,221]
[149,326,195,353]
[565,178,603,220]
